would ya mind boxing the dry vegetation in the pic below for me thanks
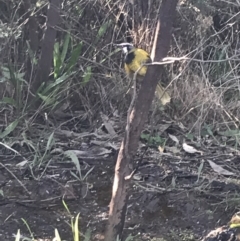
[1,0,239,135]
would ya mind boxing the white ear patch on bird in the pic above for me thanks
[122,46,128,54]
[116,42,133,47]
[115,43,134,54]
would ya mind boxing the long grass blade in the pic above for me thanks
[0,120,19,138]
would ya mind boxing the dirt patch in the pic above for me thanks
[0,149,239,241]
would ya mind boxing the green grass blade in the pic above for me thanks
[96,20,111,42]
[62,199,71,214]
[0,119,19,138]
[54,228,62,241]
[1,97,17,107]
[196,160,204,183]
[1,66,10,80]
[40,72,73,95]
[74,213,80,241]
[82,66,92,85]
[61,33,71,63]
[7,64,17,86]
[21,218,35,240]
[54,42,62,79]
[83,229,91,241]
[37,132,55,168]
[125,235,134,241]
[64,150,82,180]
[36,81,46,94]
[53,73,73,86]
[37,93,56,106]
[14,229,21,241]
[46,132,55,151]
[66,42,82,73]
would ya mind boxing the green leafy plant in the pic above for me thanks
[185,133,194,141]
[14,209,85,241]
[64,150,94,181]
[209,45,231,80]
[94,20,112,44]
[53,33,82,78]
[218,128,240,148]
[63,201,91,241]
[37,32,94,109]
[218,128,240,137]
[140,133,166,147]
[0,66,28,111]
[201,123,214,137]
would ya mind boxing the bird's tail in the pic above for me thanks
[155,83,171,106]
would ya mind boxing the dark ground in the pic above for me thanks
[0,123,240,241]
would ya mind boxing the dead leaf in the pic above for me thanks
[197,160,204,183]
[90,140,120,150]
[207,160,235,176]
[70,147,112,159]
[168,134,179,145]
[133,173,142,181]
[113,110,119,117]
[165,146,181,154]
[158,145,164,153]
[182,143,202,154]
[55,129,95,138]
[100,112,117,137]
[16,160,28,167]
[177,122,187,131]
[157,123,171,134]
[50,148,64,154]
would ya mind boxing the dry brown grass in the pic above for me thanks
[0,0,239,137]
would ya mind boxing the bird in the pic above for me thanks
[116,42,171,106]
[201,212,240,241]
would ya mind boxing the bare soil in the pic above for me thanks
[0,140,239,241]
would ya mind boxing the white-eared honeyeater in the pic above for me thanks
[117,42,170,105]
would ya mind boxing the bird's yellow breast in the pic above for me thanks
[124,48,151,78]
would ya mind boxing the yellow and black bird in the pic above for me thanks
[116,43,171,105]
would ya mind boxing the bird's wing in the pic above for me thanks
[135,48,151,63]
